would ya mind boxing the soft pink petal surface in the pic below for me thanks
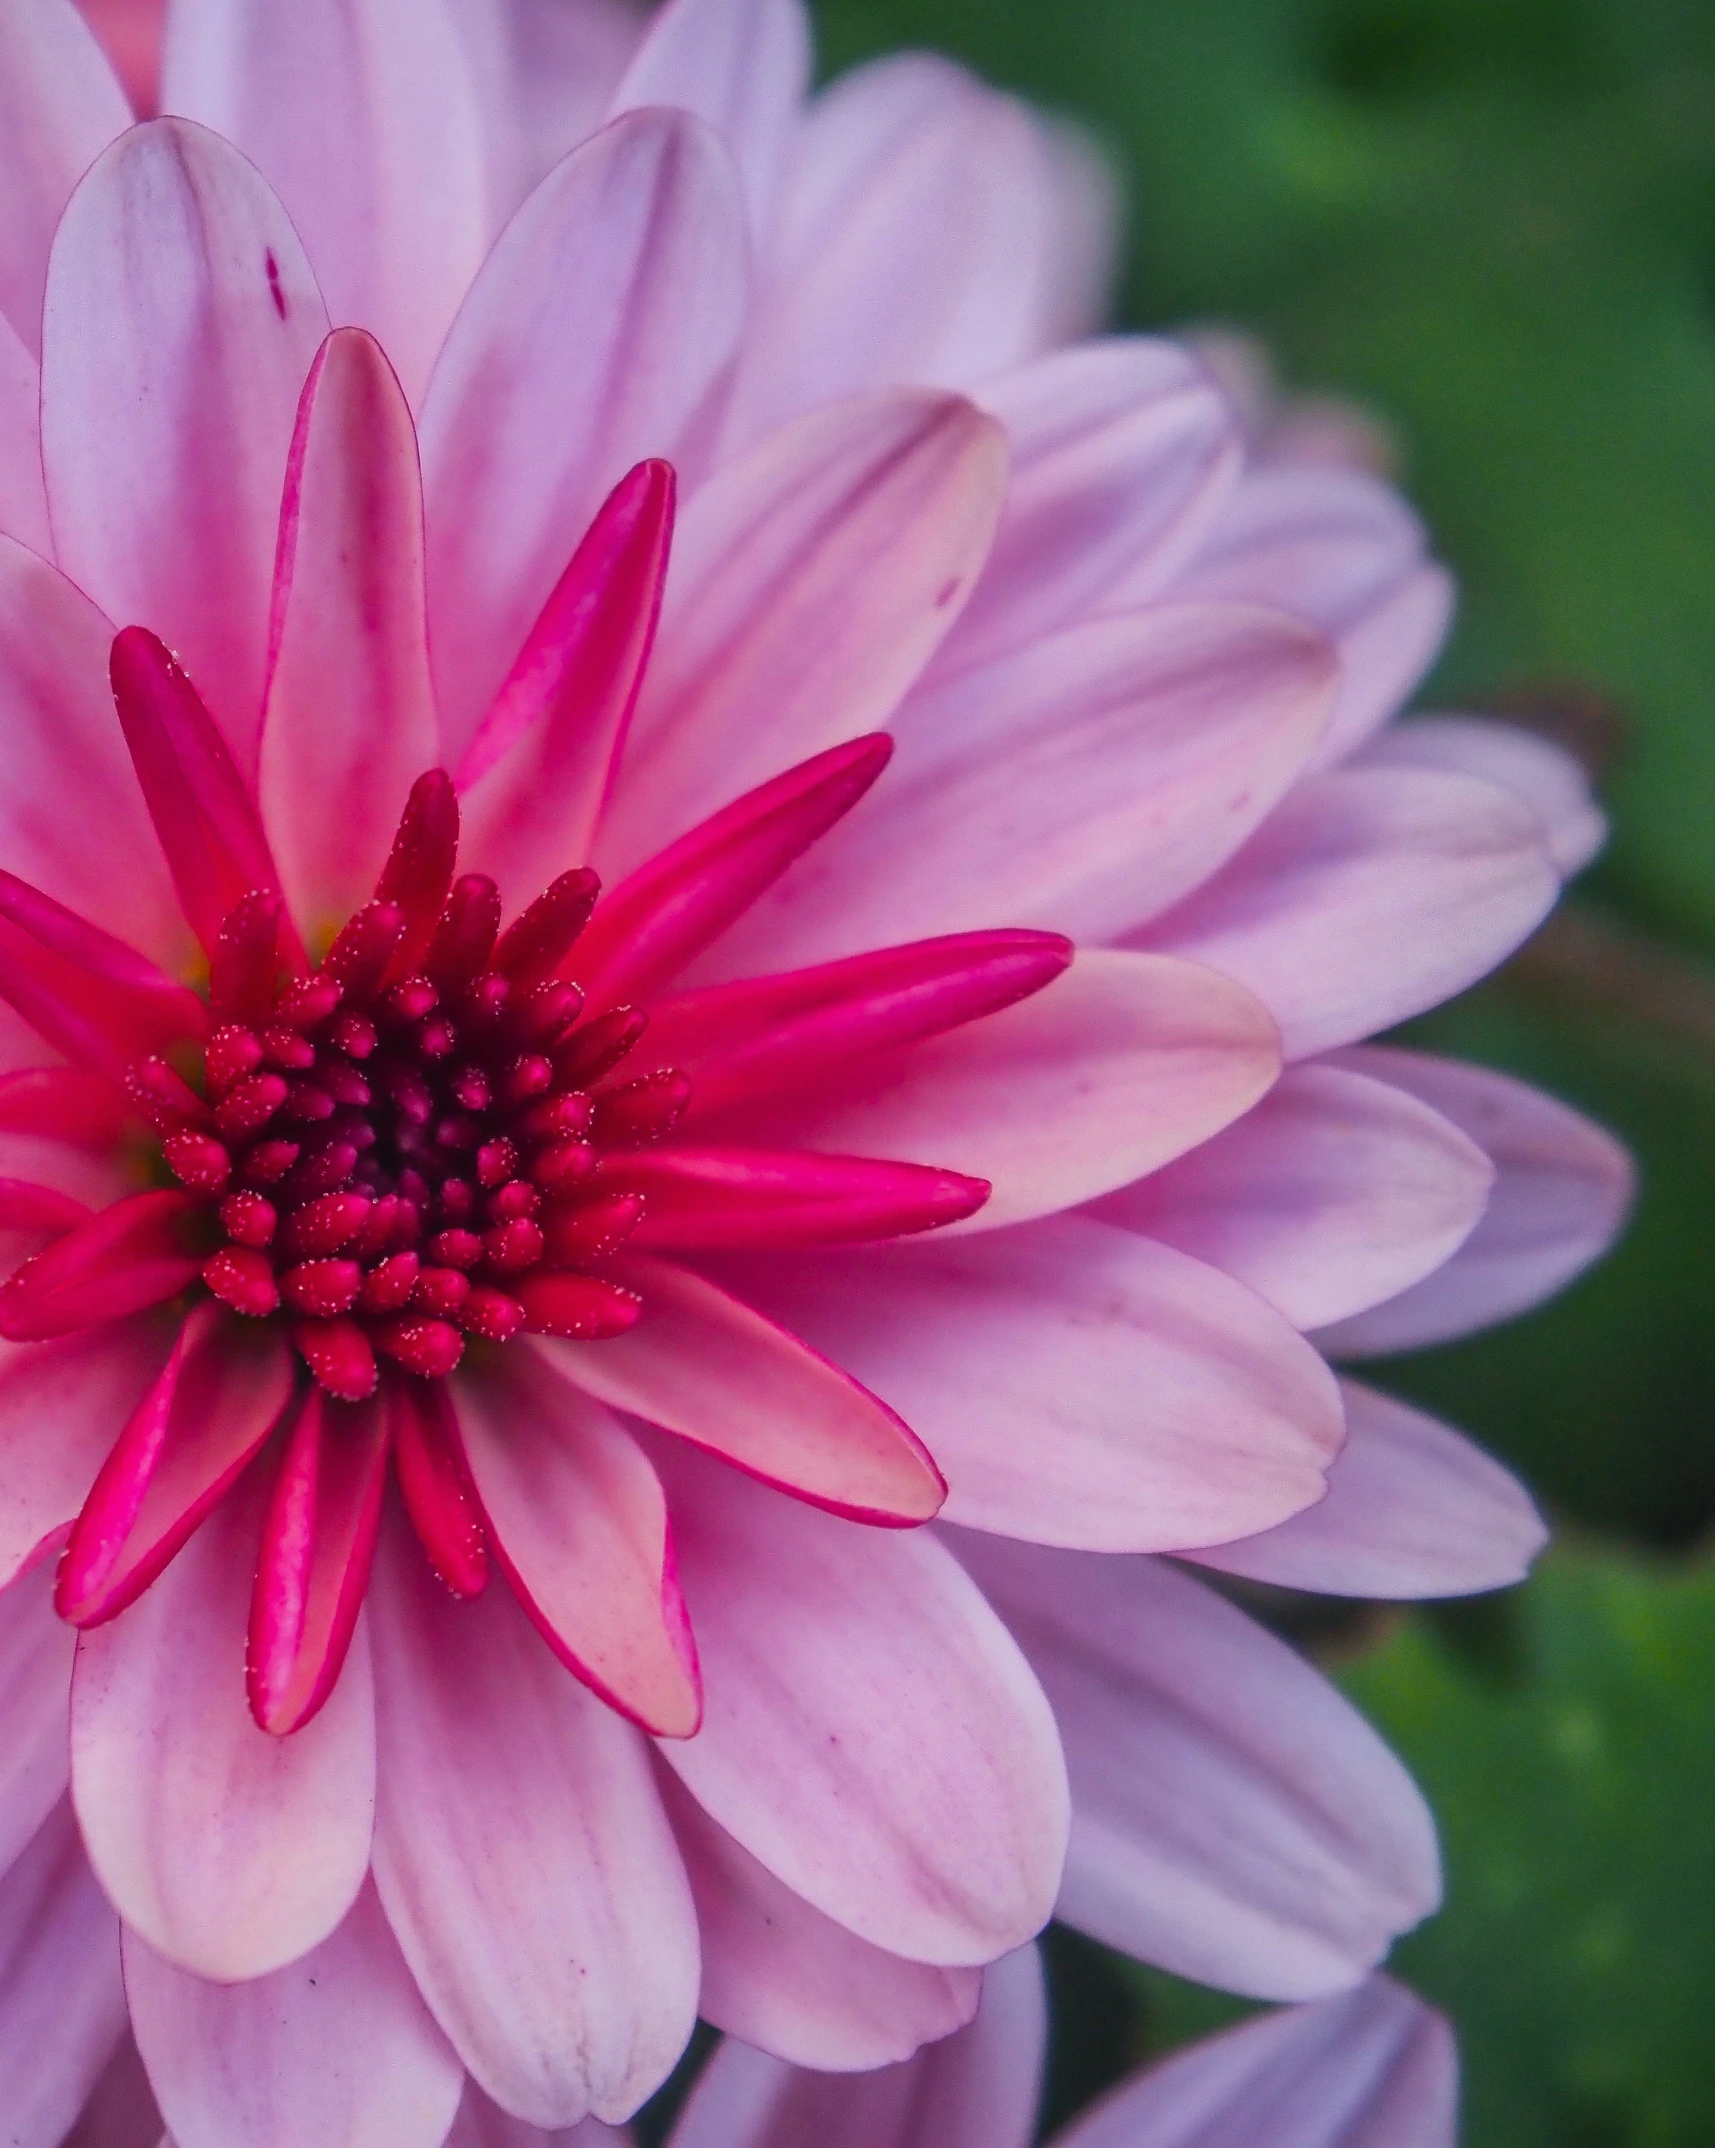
[61,2035,163,2148]
[0,1556,73,1875]
[0,319,50,550]
[1360,715,1604,878]
[446,2083,629,2148]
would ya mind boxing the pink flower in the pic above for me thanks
[0,0,1631,2140]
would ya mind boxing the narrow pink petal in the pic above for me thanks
[956,1534,1440,1999]
[0,1313,177,1587]
[0,0,129,354]
[594,391,1007,880]
[258,329,439,934]
[0,1065,131,1150]
[126,1882,464,2148]
[709,951,1281,1233]
[1140,768,1559,1060]
[540,1255,944,1525]
[42,118,331,775]
[420,107,747,762]
[658,1766,982,2071]
[1191,1380,1546,1600]
[1094,1059,1494,1332]
[162,0,487,405]
[60,2036,163,2148]
[450,1346,701,1736]
[0,1558,74,1874]
[0,1190,202,1340]
[369,1516,700,2126]
[720,1217,1340,1552]
[606,1147,987,1249]
[608,0,811,227]
[668,1940,1044,2148]
[1180,466,1453,770]
[653,1440,1068,1968]
[0,1800,126,2148]
[0,320,50,550]
[70,1479,375,1980]
[1361,714,1605,878]
[457,460,675,897]
[1058,1976,1456,2148]
[0,540,185,968]
[1312,1046,1634,1355]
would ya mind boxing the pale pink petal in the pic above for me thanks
[657,1766,981,2071]
[420,107,747,762]
[1360,714,1605,878]
[667,1942,1043,2148]
[258,328,438,933]
[607,0,810,230]
[1094,1060,1493,1331]
[0,0,129,353]
[0,539,188,970]
[717,1217,1340,1552]
[62,2036,163,2148]
[704,951,1281,1233]
[0,1557,73,1873]
[0,319,50,551]
[1191,1380,1545,1600]
[1180,466,1453,769]
[539,1256,943,1525]
[653,1440,1068,1968]
[596,391,1007,880]
[452,1346,701,1735]
[1059,1976,1456,2148]
[1312,1047,1634,1355]
[162,0,487,406]
[1140,768,1559,1060]
[126,1881,464,2148]
[369,1518,699,2127]
[41,117,331,775]
[70,1480,375,1981]
[955,1534,1440,1999]
[446,2080,629,2148]
[719,605,1333,966]
[0,1800,126,2148]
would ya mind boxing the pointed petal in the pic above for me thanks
[450,1347,701,1736]
[70,1480,375,1980]
[42,117,331,774]
[540,1255,944,1525]
[604,1147,987,1249]
[956,1534,1440,2000]
[0,1558,73,1874]
[654,1441,1068,1968]
[126,1883,463,2148]
[597,390,1007,878]
[1360,715,1604,879]
[421,107,747,761]
[0,319,50,550]
[258,329,439,935]
[369,1518,700,2127]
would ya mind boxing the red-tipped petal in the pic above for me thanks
[208,889,282,1026]
[322,901,404,998]
[203,1244,280,1316]
[514,1272,642,1339]
[491,868,601,995]
[0,1178,92,1238]
[0,1190,201,1340]
[539,1192,645,1267]
[425,874,500,988]
[0,1068,131,1148]
[374,1316,465,1377]
[589,1068,691,1148]
[389,1375,488,1597]
[375,769,460,978]
[294,1317,379,1400]
[601,1148,989,1249]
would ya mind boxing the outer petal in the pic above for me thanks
[62,2036,163,2148]
[0,1800,126,2148]
[597,390,1007,879]
[446,2084,628,2148]
[1093,1060,1494,1332]
[162,0,487,405]
[654,1441,1068,1969]
[955,1534,1441,1999]
[369,1520,700,2128]
[1359,715,1605,879]
[421,107,747,761]
[1059,1976,1456,2148]
[0,1557,73,1874]
[1140,768,1559,1060]
[125,1882,464,2148]
[1313,1046,1634,1356]
[70,1480,376,1982]
[1190,1381,1546,1600]
[719,1218,1341,1552]
[0,318,50,551]
[258,328,438,935]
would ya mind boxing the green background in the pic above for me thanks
[807,3,1715,2141]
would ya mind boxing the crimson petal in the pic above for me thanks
[0,1190,202,1341]
[603,1147,988,1249]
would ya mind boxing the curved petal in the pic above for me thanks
[1140,768,1559,1060]
[421,107,747,761]
[70,1478,376,1981]
[955,1534,1440,2000]
[1312,1047,1634,1356]
[654,1440,1068,1969]
[41,117,331,775]
[447,2084,630,2148]
[0,1557,73,1874]
[1190,1381,1546,1601]
[1093,1060,1494,1332]
[125,1882,464,2148]
[0,318,50,551]
[368,1517,700,2128]
[1360,714,1604,879]
[258,328,438,935]
[162,0,487,405]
